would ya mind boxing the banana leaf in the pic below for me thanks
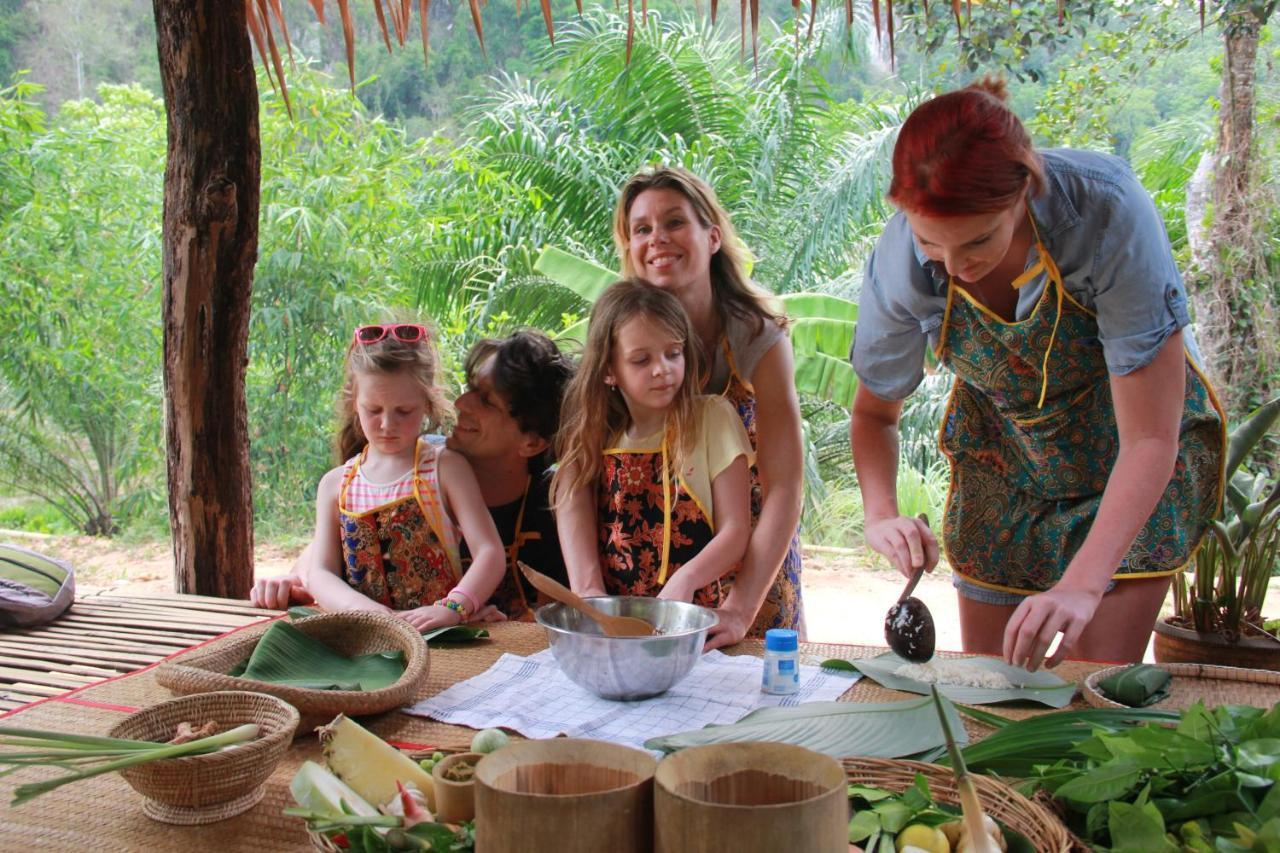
[793,350,858,408]
[780,292,858,324]
[643,694,967,759]
[846,652,1077,708]
[228,620,406,691]
[790,316,854,360]
[533,246,618,303]
[289,608,489,643]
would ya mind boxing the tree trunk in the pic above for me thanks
[1194,0,1277,415]
[153,0,259,597]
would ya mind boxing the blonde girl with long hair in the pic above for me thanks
[554,280,753,607]
[604,166,806,648]
[305,323,506,631]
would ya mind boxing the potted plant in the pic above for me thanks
[1157,397,1280,669]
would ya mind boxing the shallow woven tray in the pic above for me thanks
[843,757,1071,852]
[1083,661,1280,710]
[109,690,299,825]
[154,611,429,732]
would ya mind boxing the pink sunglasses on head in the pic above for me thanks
[351,324,430,346]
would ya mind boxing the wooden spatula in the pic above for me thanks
[518,562,656,637]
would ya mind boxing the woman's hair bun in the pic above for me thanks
[965,75,1009,103]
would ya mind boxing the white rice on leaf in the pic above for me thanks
[893,660,1014,690]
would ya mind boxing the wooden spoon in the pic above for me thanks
[518,562,656,637]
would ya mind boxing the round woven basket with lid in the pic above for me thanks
[109,690,299,825]
[155,611,429,732]
[843,757,1072,852]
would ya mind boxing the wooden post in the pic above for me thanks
[153,0,259,597]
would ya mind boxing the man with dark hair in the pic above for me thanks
[448,331,574,617]
[250,330,574,618]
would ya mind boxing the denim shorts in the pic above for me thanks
[952,574,1116,606]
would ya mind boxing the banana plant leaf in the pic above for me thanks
[845,652,1077,708]
[643,694,967,759]
[533,246,618,303]
[228,620,406,691]
[289,607,489,643]
[780,292,858,324]
[793,350,858,408]
[790,316,854,360]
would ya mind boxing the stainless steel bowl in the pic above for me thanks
[533,596,718,701]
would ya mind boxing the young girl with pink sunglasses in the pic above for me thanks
[303,323,506,630]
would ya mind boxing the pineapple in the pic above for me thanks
[319,715,437,812]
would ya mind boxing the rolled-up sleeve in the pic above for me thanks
[851,245,928,401]
[1090,172,1191,376]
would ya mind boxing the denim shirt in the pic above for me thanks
[851,148,1196,401]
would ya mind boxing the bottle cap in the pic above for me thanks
[764,628,798,652]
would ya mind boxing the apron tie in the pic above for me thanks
[1010,237,1066,410]
[657,435,673,585]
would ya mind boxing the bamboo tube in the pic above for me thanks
[474,739,657,853]
[654,743,848,853]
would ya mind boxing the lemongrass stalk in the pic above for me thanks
[10,723,259,807]
[0,728,164,749]
[931,687,997,853]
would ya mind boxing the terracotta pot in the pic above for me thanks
[1153,618,1280,672]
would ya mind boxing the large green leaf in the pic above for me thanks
[794,350,858,408]
[780,292,858,324]
[1226,396,1280,481]
[790,316,854,360]
[642,694,967,759]
[849,652,1077,708]
[229,620,406,691]
[533,246,618,303]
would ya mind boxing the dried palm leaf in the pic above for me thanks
[337,0,356,91]
[373,0,395,53]
[539,0,555,43]
[469,0,487,56]
[419,0,431,64]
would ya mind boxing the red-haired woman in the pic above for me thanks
[850,79,1225,671]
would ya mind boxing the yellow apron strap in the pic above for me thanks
[337,448,365,511]
[505,476,533,611]
[412,439,463,579]
[657,436,673,586]
[1010,215,1066,409]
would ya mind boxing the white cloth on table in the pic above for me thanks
[402,649,857,751]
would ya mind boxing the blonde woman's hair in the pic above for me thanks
[335,328,453,462]
[553,279,703,504]
[613,165,786,341]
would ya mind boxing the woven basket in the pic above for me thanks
[108,690,299,825]
[155,611,429,732]
[1083,661,1280,710]
[843,757,1071,853]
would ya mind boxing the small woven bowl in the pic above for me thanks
[108,690,299,825]
[843,757,1072,852]
[155,611,430,732]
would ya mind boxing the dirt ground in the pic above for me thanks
[12,527,1266,660]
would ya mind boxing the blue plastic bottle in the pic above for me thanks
[761,628,800,694]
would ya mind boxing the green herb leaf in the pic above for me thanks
[847,809,881,842]
[1107,799,1177,852]
[1053,760,1145,803]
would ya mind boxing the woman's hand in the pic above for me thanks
[657,577,695,604]
[397,605,463,632]
[467,604,509,624]
[1003,584,1105,671]
[865,515,939,578]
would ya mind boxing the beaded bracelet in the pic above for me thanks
[449,588,478,615]
[434,598,468,619]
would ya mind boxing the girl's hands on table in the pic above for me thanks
[865,514,940,578]
[398,605,464,632]
[1003,583,1104,671]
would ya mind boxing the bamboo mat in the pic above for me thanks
[0,617,1109,852]
[0,592,279,712]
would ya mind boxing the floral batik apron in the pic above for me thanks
[598,437,728,608]
[720,343,805,636]
[936,225,1226,596]
[339,438,462,609]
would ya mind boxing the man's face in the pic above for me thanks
[448,355,542,463]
